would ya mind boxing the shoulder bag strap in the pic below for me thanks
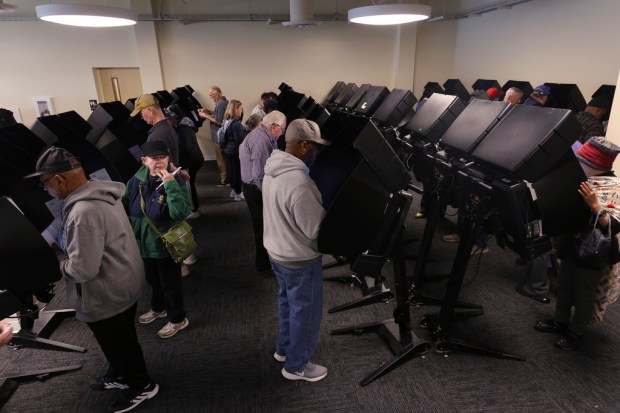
[139,183,162,236]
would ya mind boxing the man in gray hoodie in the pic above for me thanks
[262,119,331,382]
[27,147,158,413]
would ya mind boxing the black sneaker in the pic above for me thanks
[90,375,129,390]
[108,382,159,413]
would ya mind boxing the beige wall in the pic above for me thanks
[2,0,620,160]
[155,21,408,158]
[0,21,138,127]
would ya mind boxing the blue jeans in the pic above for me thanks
[270,257,323,373]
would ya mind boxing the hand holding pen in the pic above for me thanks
[156,166,182,190]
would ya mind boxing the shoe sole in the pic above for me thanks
[90,381,130,391]
[158,319,189,339]
[281,368,327,382]
[273,352,286,362]
[111,383,159,413]
[138,312,167,324]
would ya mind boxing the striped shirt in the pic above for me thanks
[239,125,278,190]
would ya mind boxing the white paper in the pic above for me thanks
[41,218,62,246]
[45,198,62,220]
[89,168,112,181]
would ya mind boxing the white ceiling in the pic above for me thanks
[0,0,487,22]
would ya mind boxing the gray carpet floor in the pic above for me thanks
[2,161,620,413]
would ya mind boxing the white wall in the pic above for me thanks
[0,22,138,126]
[415,0,620,99]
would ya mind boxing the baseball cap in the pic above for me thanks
[130,94,158,117]
[285,119,330,146]
[165,104,185,119]
[486,87,505,100]
[141,141,170,157]
[24,146,82,178]
[532,85,551,96]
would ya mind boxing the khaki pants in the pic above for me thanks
[214,142,228,185]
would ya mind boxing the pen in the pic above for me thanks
[156,167,182,190]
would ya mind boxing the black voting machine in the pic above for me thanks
[281,80,593,385]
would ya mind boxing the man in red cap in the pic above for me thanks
[535,136,620,350]
[486,87,505,101]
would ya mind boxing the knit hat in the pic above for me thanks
[587,96,611,112]
[576,136,620,171]
[24,146,82,178]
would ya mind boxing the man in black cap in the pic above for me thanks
[26,146,158,412]
[574,96,611,143]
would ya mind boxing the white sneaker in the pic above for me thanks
[157,318,189,339]
[281,361,327,382]
[239,192,245,200]
[274,352,286,362]
[233,193,243,202]
[229,190,236,199]
[138,309,167,324]
[186,210,200,219]
[183,254,197,265]
[181,264,190,277]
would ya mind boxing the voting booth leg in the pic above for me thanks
[331,230,431,386]
[10,308,86,353]
[423,200,524,362]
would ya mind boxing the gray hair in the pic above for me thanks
[506,87,523,98]
[262,110,286,128]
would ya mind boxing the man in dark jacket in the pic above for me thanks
[27,146,158,413]
[166,104,204,218]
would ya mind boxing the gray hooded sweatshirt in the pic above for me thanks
[262,150,325,268]
[58,180,145,322]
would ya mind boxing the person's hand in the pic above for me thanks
[158,168,176,184]
[578,181,601,212]
[0,322,13,347]
[197,108,213,120]
[169,164,190,182]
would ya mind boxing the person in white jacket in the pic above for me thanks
[262,118,331,383]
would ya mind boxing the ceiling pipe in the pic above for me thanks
[282,0,320,28]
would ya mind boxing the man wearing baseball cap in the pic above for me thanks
[524,84,551,107]
[262,118,330,382]
[26,146,159,412]
[131,93,180,165]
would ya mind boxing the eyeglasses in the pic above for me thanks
[39,175,55,189]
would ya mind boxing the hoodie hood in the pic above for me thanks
[63,180,125,213]
[179,116,197,131]
[264,149,308,179]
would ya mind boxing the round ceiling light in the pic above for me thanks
[348,4,431,25]
[36,4,138,27]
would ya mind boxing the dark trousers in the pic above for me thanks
[143,257,186,323]
[86,303,151,389]
[242,182,271,271]
[224,153,242,194]
[188,164,202,211]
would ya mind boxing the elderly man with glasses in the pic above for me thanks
[198,86,229,186]
[239,110,287,276]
